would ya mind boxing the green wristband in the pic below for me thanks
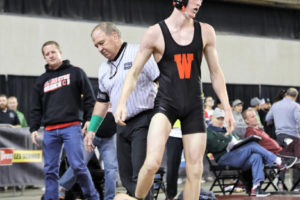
[88,115,104,133]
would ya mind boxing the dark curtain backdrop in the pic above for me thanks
[203,83,260,108]
[0,74,299,126]
[261,85,300,103]
[6,75,38,125]
[0,0,299,39]
[0,75,7,94]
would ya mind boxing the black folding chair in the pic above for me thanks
[262,165,286,191]
[206,153,243,195]
[289,162,300,191]
[153,167,167,200]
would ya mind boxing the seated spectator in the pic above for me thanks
[232,99,246,126]
[7,96,28,127]
[258,98,276,140]
[206,109,295,197]
[243,108,300,159]
[0,94,20,127]
[250,97,263,128]
[215,98,224,110]
[232,99,247,138]
[204,96,214,125]
[258,98,271,125]
[243,108,298,190]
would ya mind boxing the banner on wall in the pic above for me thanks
[13,150,43,163]
[0,127,44,186]
[0,148,14,166]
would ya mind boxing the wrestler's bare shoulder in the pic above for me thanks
[142,24,164,58]
[199,22,216,46]
[143,24,163,42]
[200,22,215,35]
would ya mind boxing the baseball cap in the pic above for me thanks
[232,99,243,107]
[250,97,262,107]
[212,108,225,118]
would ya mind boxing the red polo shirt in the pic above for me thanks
[246,127,282,155]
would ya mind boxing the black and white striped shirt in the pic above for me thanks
[97,43,160,120]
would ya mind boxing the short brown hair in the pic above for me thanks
[242,108,254,120]
[0,94,7,99]
[41,41,60,55]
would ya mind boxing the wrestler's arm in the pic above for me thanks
[202,23,235,133]
[115,26,158,124]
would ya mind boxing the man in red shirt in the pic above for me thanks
[243,108,300,158]
[243,108,299,190]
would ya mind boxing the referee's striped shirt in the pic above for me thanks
[97,43,160,120]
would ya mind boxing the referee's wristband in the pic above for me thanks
[88,115,104,133]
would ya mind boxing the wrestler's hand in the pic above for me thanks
[82,121,90,135]
[84,131,95,152]
[31,131,40,147]
[225,131,232,136]
[114,104,127,126]
[225,110,235,135]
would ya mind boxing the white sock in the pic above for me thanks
[253,182,260,189]
[274,157,282,165]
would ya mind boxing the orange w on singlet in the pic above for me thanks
[174,53,194,79]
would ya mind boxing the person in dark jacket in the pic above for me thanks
[30,41,99,200]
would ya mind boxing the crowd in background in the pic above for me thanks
[203,87,300,194]
[1,86,300,198]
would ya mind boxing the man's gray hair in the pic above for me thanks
[91,22,121,38]
[286,88,298,98]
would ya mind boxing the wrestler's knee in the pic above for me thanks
[144,158,161,174]
[186,160,203,180]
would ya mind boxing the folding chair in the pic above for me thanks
[153,167,167,200]
[291,177,300,191]
[289,162,300,191]
[206,153,243,195]
[262,165,286,191]
[237,164,286,193]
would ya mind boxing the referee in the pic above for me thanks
[84,22,159,200]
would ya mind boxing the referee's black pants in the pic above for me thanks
[116,110,153,200]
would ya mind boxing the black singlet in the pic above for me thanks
[154,20,206,134]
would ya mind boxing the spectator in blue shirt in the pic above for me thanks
[266,88,300,143]
[266,87,300,188]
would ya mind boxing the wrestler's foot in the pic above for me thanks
[114,193,141,200]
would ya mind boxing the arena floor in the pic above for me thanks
[1,179,300,200]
